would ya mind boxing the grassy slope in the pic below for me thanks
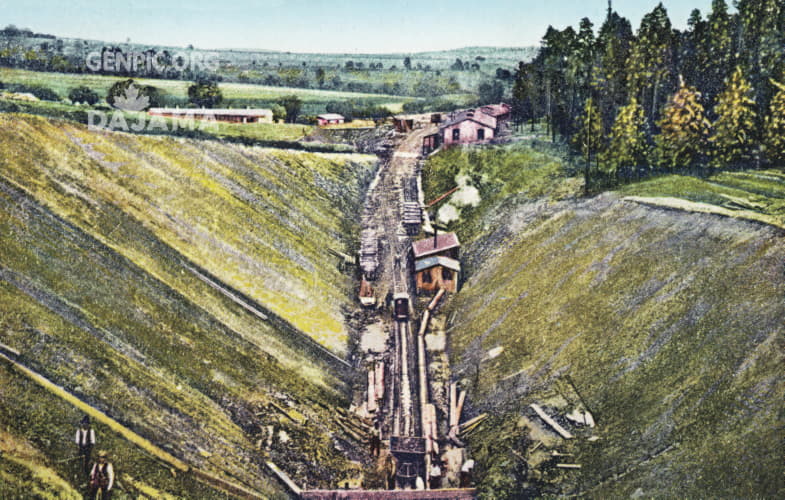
[0,113,376,495]
[618,170,785,226]
[0,67,413,109]
[0,113,374,351]
[424,146,785,498]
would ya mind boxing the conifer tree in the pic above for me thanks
[594,8,633,131]
[626,3,674,126]
[654,76,711,168]
[703,0,734,104]
[737,0,784,114]
[763,78,785,166]
[710,66,758,167]
[602,97,649,180]
[572,97,603,192]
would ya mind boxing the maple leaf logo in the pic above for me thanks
[113,83,150,111]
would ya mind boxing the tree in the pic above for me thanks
[601,97,649,181]
[593,7,634,131]
[679,9,707,97]
[710,66,758,167]
[106,79,140,108]
[702,0,734,104]
[278,95,302,123]
[271,104,286,123]
[403,57,411,70]
[736,0,784,115]
[763,78,785,166]
[451,58,464,71]
[653,76,711,168]
[572,97,603,193]
[626,3,675,128]
[478,81,504,105]
[187,79,222,108]
[315,67,326,88]
[68,85,99,105]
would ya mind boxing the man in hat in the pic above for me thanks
[89,450,114,499]
[75,415,96,475]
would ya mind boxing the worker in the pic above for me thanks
[75,415,96,475]
[460,459,474,487]
[88,450,115,500]
[429,458,442,489]
[370,419,382,457]
[384,454,396,490]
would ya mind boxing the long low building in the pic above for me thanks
[148,107,274,124]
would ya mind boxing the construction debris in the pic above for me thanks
[565,408,596,428]
[530,404,574,439]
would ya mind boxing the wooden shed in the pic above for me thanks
[414,256,461,293]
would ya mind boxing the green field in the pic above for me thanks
[0,67,415,112]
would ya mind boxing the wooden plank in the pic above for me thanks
[266,461,302,495]
[375,361,385,402]
[459,413,487,431]
[427,288,446,311]
[556,464,582,469]
[0,342,20,357]
[418,310,431,337]
[368,370,377,412]
[530,404,573,439]
[455,390,466,427]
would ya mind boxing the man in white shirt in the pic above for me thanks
[460,459,475,487]
[89,450,114,499]
[75,415,96,475]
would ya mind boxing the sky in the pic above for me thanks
[0,0,725,53]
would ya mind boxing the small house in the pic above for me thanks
[479,103,512,123]
[412,232,460,260]
[317,113,345,126]
[439,110,496,146]
[415,255,461,293]
[412,232,461,294]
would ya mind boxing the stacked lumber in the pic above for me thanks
[402,201,422,225]
[359,229,379,277]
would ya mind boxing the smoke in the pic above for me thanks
[437,203,460,224]
[452,174,481,207]
[436,174,482,225]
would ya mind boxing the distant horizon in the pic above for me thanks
[0,0,725,54]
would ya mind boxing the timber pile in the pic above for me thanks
[360,229,379,277]
[402,201,422,225]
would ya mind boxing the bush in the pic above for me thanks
[6,83,60,101]
[187,79,223,108]
[68,86,99,105]
[106,79,163,110]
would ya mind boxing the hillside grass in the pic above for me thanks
[0,113,374,351]
[0,112,377,493]
[423,144,785,498]
[422,143,582,247]
[0,365,227,500]
[617,170,785,226]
